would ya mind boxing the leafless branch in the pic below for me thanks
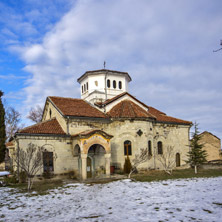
[157,146,175,175]
[27,105,43,123]
[128,148,151,178]
[13,143,43,190]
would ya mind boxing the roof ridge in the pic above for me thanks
[49,96,82,100]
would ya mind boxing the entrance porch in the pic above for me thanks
[72,129,113,180]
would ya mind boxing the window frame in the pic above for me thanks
[107,79,110,88]
[119,81,122,89]
[148,140,152,156]
[124,140,132,156]
[113,80,116,89]
[157,141,163,155]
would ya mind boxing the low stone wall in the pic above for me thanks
[201,162,222,170]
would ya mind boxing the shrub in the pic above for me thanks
[124,156,132,174]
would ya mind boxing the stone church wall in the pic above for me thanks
[15,136,75,175]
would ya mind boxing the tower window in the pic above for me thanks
[86,82,88,91]
[82,85,83,93]
[84,84,86,92]
[119,81,122,89]
[113,80,116,89]
[107,79,110,88]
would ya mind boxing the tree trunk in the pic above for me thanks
[28,177,31,191]
[194,165,197,174]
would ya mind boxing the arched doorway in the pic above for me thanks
[87,144,106,178]
[176,153,180,167]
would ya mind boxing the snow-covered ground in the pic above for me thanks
[0,177,222,222]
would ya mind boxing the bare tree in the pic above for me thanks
[5,106,23,141]
[14,143,43,191]
[27,105,43,123]
[157,146,175,175]
[128,148,151,178]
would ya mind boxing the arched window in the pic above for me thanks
[119,81,122,89]
[49,109,52,119]
[107,79,110,88]
[124,140,132,156]
[148,140,152,156]
[86,82,88,91]
[113,80,116,89]
[176,153,180,167]
[157,141,163,154]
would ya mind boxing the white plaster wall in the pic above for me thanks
[79,72,129,102]
[16,136,76,175]
[43,101,67,133]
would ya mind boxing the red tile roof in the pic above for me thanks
[49,96,107,118]
[108,100,155,119]
[148,106,192,125]
[99,92,191,125]
[18,118,66,135]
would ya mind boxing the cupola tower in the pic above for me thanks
[77,69,132,104]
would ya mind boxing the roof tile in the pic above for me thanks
[108,100,155,119]
[19,118,66,135]
[49,96,107,118]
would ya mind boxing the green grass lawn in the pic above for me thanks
[132,168,222,182]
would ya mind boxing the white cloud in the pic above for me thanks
[10,0,222,139]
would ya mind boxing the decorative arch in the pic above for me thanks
[83,137,110,154]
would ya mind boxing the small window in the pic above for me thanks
[43,152,54,173]
[124,140,132,156]
[157,141,163,154]
[113,80,116,89]
[49,109,52,119]
[107,79,110,88]
[84,84,86,92]
[119,81,122,89]
[148,140,152,156]
[86,82,88,91]
[82,85,83,93]
[176,153,180,167]
[95,81,98,86]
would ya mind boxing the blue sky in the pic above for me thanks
[0,0,222,140]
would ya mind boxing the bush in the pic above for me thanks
[124,156,132,174]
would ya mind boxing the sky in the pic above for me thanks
[0,0,222,140]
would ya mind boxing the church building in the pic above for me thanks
[11,69,192,180]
